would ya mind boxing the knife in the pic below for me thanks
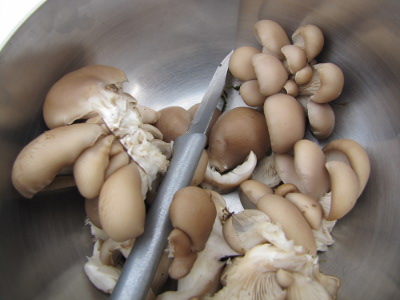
[110,50,233,300]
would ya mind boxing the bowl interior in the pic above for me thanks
[1,0,400,299]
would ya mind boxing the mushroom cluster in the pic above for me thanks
[10,20,371,299]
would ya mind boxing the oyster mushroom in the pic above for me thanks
[263,93,305,154]
[222,209,296,254]
[158,191,238,300]
[99,162,145,242]
[169,186,217,252]
[207,106,270,173]
[73,135,115,199]
[202,151,257,193]
[252,53,289,97]
[256,194,317,255]
[166,228,198,280]
[253,19,291,60]
[274,139,330,200]
[298,63,344,104]
[238,179,273,208]
[239,80,266,107]
[211,243,338,300]
[292,24,325,62]
[282,79,299,97]
[306,100,335,139]
[251,153,282,188]
[274,183,300,197]
[43,65,128,128]
[325,160,360,221]
[323,138,370,196]
[154,106,192,142]
[42,65,170,192]
[285,192,324,230]
[228,46,260,81]
[11,123,107,198]
[281,44,308,75]
[294,64,313,85]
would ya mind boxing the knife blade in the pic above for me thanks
[110,50,233,300]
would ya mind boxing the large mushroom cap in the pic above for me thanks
[11,123,106,198]
[253,19,291,60]
[263,93,305,154]
[99,162,145,242]
[229,46,260,81]
[43,65,128,128]
[207,107,270,172]
[292,24,325,62]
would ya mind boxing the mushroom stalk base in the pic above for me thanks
[110,133,207,300]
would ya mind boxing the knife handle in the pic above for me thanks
[110,132,208,300]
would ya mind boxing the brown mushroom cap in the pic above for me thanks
[99,162,145,242]
[169,186,216,252]
[207,107,270,172]
[253,20,291,60]
[263,93,305,154]
[257,194,317,255]
[43,65,128,128]
[252,53,288,97]
[292,24,325,62]
[229,46,260,81]
[154,106,191,142]
[11,123,106,198]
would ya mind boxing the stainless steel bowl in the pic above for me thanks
[1,0,399,299]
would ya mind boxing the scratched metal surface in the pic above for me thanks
[0,0,399,299]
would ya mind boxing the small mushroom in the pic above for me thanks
[325,160,360,221]
[292,24,325,62]
[105,151,130,178]
[252,53,289,97]
[282,79,299,97]
[274,139,330,200]
[238,179,273,208]
[323,138,370,196]
[154,106,192,142]
[294,64,313,85]
[43,65,128,128]
[307,100,335,139]
[207,106,270,172]
[169,186,216,252]
[73,135,115,199]
[253,19,291,60]
[98,162,145,242]
[167,228,198,280]
[274,183,300,197]
[239,80,266,107]
[285,192,323,230]
[228,46,260,81]
[298,63,344,104]
[11,123,107,198]
[256,194,317,255]
[263,93,305,154]
[281,44,308,75]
